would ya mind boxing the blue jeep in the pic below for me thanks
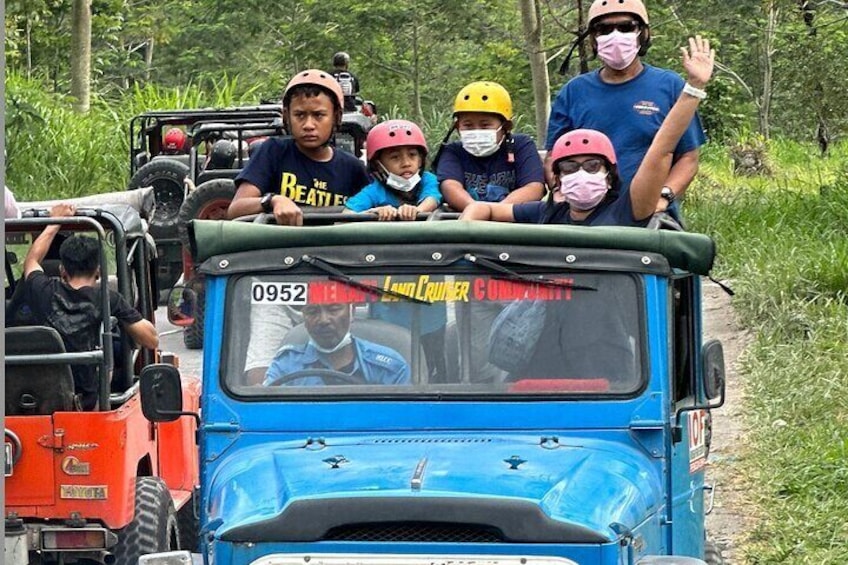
[140,218,726,565]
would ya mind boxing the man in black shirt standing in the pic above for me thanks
[20,203,159,410]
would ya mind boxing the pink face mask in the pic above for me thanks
[596,30,640,70]
[559,170,609,211]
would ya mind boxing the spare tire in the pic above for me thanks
[128,159,190,239]
[177,178,236,250]
[177,179,237,350]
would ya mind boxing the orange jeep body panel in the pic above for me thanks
[4,377,200,530]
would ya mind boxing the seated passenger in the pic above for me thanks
[435,81,545,211]
[264,303,410,386]
[489,284,637,385]
[345,119,441,221]
[227,69,369,226]
[460,36,714,227]
[17,204,159,410]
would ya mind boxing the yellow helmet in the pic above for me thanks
[453,81,513,122]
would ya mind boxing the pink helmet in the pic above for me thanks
[283,69,345,122]
[366,119,428,163]
[550,129,617,168]
[163,128,187,153]
[588,0,649,26]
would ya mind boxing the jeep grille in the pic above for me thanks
[323,522,504,543]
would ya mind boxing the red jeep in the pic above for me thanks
[4,190,200,565]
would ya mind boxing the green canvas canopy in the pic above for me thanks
[190,220,716,275]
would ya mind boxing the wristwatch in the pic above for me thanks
[660,186,676,204]
[260,193,276,213]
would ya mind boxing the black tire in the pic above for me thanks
[176,499,199,552]
[177,180,235,351]
[183,281,204,350]
[129,159,190,239]
[177,178,236,250]
[705,539,726,565]
[112,477,179,565]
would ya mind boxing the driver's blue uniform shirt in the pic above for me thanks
[264,337,410,386]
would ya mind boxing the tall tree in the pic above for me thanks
[70,0,91,112]
[519,0,551,144]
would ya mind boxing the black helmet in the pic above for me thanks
[208,139,237,169]
[333,51,350,67]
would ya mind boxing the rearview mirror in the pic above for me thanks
[139,364,184,422]
[167,286,196,327]
[701,339,726,403]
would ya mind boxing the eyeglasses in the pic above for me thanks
[592,20,641,36]
[557,158,606,175]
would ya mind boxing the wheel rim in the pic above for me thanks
[153,181,185,225]
[196,198,232,221]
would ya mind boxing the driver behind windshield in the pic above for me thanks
[264,303,411,386]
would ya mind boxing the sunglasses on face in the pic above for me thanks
[592,20,641,36]
[558,158,607,175]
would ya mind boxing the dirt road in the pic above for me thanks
[703,280,754,564]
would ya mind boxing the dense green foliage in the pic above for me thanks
[5,0,848,144]
[687,140,848,563]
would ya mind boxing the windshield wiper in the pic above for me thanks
[302,255,433,305]
[464,253,597,291]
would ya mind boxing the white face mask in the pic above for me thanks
[309,331,353,354]
[380,164,421,193]
[460,128,503,158]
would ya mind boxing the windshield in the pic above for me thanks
[224,270,644,396]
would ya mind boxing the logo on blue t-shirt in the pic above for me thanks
[633,100,660,116]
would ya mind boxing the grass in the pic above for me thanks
[687,138,848,564]
[4,73,250,200]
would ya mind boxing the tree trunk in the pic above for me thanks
[576,0,590,74]
[145,37,155,83]
[26,14,33,79]
[758,1,778,139]
[519,0,551,144]
[412,22,423,124]
[70,0,92,113]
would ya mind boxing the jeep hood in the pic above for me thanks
[207,434,662,544]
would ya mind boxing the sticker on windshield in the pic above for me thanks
[251,282,308,305]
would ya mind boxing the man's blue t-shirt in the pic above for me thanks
[436,133,544,203]
[345,172,442,212]
[235,138,369,206]
[263,337,411,386]
[546,64,706,188]
[512,184,649,227]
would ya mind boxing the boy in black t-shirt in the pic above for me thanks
[228,69,369,226]
[19,204,159,410]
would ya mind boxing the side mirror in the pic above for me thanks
[701,339,726,404]
[139,364,184,422]
[167,286,197,327]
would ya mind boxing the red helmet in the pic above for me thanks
[366,120,428,163]
[163,128,187,153]
[283,69,344,123]
[550,129,617,169]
